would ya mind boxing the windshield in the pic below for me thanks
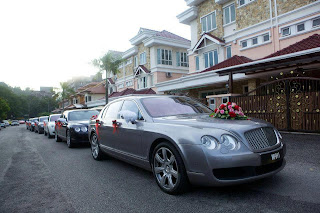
[12,120,18,122]
[141,97,212,117]
[68,110,99,121]
[39,117,48,122]
[50,115,60,122]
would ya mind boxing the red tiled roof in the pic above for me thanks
[264,34,320,59]
[108,88,156,98]
[86,84,105,94]
[200,55,253,73]
[204,33,225,43]
[139,65,150,73]
[77,82,100,92]
[107,78,114,84]
[134,88,156,95]
[155,30,190,42]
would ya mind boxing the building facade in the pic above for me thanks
[108,28,191,93]
[156,0,320,132]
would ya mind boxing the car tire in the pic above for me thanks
[66,130,75,148]
[152,142,190,195]
[48,132,52,138]
[44,131,47,136]
[90,133,105,161]
[55,131,62,142]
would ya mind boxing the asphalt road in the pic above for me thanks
[1,126,320,213]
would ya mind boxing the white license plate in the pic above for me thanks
[271,152,280,161]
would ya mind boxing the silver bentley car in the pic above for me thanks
[88,95,286,194]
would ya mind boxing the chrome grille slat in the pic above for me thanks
[244,127,277,150]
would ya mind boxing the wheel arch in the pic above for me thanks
[148,137,189,171]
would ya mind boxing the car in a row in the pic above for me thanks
[24,95,286,194]
[26,110,99,149]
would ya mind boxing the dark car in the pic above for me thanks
[29,118,38,132]
[35,116,49,134]
[88,95,286,194]
[55,109,99,148]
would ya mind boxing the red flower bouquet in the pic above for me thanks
[209,102,248,120]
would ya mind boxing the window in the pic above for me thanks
[201,12,216,32]
[195,56,200,70]
[239,0,256,7]
[120,100,143,120]
[252,37,258,45]
[141,97,212,118]
[226,46,232,59]
[126,80,133,87]
[297,23,305,32]
[223,4,235,25]
[138,77,147,89]
[201,91,214,99]
[134,56,138,67]
[176,52,189,67]
[222,97,229,104]
[103,101,123,119]
[140,52,146,65]
[85,96,91,103]
[118,83,124,89]
[263,34,270,42]
[241,40,247,48]
[126,58,132,65]
[243,85,249,93]
[282,27,291,36]
[157,49,172,65]
[204,50,218,68]
[313,18,320,27]
[69,110,99,121]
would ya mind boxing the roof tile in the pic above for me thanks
[264,34,320,58]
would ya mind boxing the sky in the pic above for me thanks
[0,0,190,90]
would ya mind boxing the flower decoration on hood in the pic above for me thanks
[210,102,248,120]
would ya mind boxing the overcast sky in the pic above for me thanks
[0,0,190,90]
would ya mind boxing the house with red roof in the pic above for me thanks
[156,0,320,133]
[107,28,191,94]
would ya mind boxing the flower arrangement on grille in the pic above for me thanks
[209,102,248,120]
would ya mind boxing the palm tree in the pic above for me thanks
[58,82,75,110]
[92,51,124,104]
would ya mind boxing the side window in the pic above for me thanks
[103,101,123,119]
[120,100,144,120]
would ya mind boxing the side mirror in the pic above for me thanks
[119,110,138,124]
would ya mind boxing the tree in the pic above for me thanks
[0,97,10,120]
[92,51,124,104]
[57,82,75,110]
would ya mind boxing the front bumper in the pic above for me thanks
[70,130,90,143]
[181,143,286,186]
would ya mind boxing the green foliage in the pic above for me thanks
[0,97,10,120]
[38,112,50,117]
[91,51,125,103]
[0,82,58,119]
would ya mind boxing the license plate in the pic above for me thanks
[261,149,283,165]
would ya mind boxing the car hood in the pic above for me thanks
[153,114,272,133]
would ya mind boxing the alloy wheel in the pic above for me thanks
[91,134,99,159]
[153,147,179,190]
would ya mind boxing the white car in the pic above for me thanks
[44,114,61,138]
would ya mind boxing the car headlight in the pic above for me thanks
[81,127,87,132]
[74,127,80,132]
[220,135,240,150]
[201,135,219,150]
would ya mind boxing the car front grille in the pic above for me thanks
[244,127,278,150]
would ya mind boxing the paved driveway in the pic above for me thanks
[0,126,320,212]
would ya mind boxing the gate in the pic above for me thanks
[231,77,320,133]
